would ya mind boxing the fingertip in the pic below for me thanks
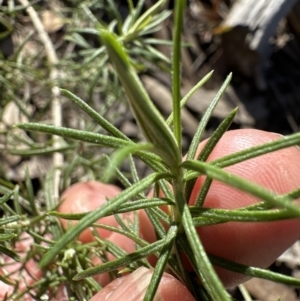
[190,129,300,286]
[58,181,122,242]
[90,267,196,301]
[158,272,196,301]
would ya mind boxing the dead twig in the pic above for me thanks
[18,0,63,201]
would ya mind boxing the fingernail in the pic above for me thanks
[272,133,300,151]
[131,267,164,301]
[133,267,155,293]
[271,132,284,138]
[106,267,163,301]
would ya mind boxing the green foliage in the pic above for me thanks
[1,1,300,301]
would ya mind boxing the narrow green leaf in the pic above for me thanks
[16,123,133,149]
[93,223,150,250]
[107,0,123,34]
[129,154,141,185]
[61,89,129,141]
[103,143,153,183]
[116,198,173,214]
[52,198,170,220]
[0,191,14,206]
[132,0,145,18]
[147,206,170,225]
[186,73,232,161]
[13,186,22,215]
[145,208,167,238]
[185,132,300,184]
[144,44,170,63]
[212,131,300,168]
[8,145,73,156]
[132,211,140,239]
[166,71,214,126]
[40,172,168,268]
[126,0,167,39]
[27,230,55,245]
[185,108,238,204]
[143,224,178,301]
[45,168,64,241]
[118,198,173,213]
[141,10,172,36]
[192,207,298,226]
[0,233,16,241]
[0,273,15,286]
[16,123,167,175]
[172,239,197,297]
[193,177,213,208]
[12,31,34,61]
[114,213,131,233]
[0,215,19,226]
[80,3,100,26]
[100,30,180,170]
[182,160,300,215]
[73,239,164,280]
[182,204,232,301]
[61,155,82,190]
[198,108,238,163]
[210,254,300,287]
[177,235,213,301]
[25,167,38,216]
[123,0,145,33]
[184,132,300,182]
[0,244,21,262]
[127,0,134,14]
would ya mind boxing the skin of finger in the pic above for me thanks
[144,129,300,287]
[89,267,196,301]
[59,181,122,242]
[59,129,300,289]
[189,129,300,287]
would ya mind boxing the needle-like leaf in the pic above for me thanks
[185,108,238,204]
[143,224,178,301]
[183,160,300,215]
[73,239,164,280]
[100,30,180,171]
[186,73,232,161]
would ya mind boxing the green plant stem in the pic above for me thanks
[173,167,231,301]
[100,30,180,170]
[172,0,186,149]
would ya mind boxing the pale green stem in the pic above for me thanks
[172,0,186,150]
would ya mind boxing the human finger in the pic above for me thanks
[189,129,300,287]
[59,181,123,242]
[89,267,196,301]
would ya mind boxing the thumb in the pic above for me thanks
[89,267,195,301]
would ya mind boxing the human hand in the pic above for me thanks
[59,129,300,300]
[3,129,300,301]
